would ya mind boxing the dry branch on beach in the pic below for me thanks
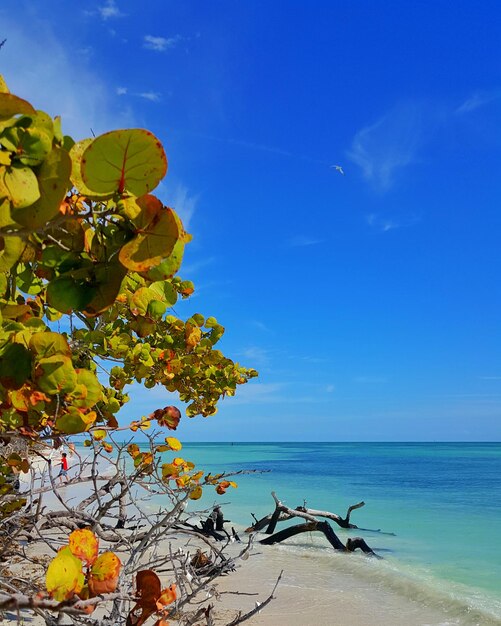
[247,492,380,557]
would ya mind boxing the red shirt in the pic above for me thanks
[61,457,68,471]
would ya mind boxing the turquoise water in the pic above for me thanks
[151,442,501,622]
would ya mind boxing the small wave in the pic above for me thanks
[260,535,501,625]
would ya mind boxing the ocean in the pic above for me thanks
[148,442,501,624]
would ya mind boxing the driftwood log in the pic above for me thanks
[248,492,380,558]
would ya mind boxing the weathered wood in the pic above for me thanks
[254,492,379,557]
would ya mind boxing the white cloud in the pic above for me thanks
[116,86,128,96]
[143,35,182,52]
[1,14,134,140]
[241,346,270,366]
[138,91,161,102]
[348,102,428,190]
[456,91,500,114]
[97,0,124,20]
[168,184,198,231]
[366,212,420,233]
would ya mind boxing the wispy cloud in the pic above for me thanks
[286,235,323,248]
[250,320,271,332]
[366,212,420,233]
[138,91,161,102]
[168,184,198,231]
[478,375,501,381]
[348,102,429,190]
[116,87,162,102]
[240,346,270,366]
[84,1,125,20]
[143,35,183,52]
[181,256,216,276]
[456,91,500,115]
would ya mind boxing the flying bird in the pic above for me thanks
[331,164,345,175]
[0,39,6,50]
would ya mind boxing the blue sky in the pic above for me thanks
[2,1,501,441]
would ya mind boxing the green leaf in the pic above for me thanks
[81,129,167,196]
[0,111,54,166]
[0,235,24,272]
[149,280,177,307]
[0,93,36,122]
[36,354,77,394]
[82,262,127,317]
[118,196,179,272]
[69,138,111,199]
[46,275,94,314]
[0,342,32,389]
[55,407,96,434]
[29,331,71,358]
[11,146,71,228]
[70,369,104,408]
[2,164,40,208]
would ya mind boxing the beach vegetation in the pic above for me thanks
[0,75,259,624]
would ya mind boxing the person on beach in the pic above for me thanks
[58,452,69,483]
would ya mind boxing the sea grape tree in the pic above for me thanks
[0,75,258,622]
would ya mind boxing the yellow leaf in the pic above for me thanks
[165,437,182,451]
[46,546,84,602]
[189,485,202,500]
[92,429,107,441]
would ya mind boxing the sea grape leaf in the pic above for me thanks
[0,92,36,121]
[145,208,191,280]
[126,570,162,626]
[151,406,181,430]
[29,331,71,358]
[69,529,99,566]
[2,164,40,208]
[35,354,78,394]
[69,138,111,199]
[0,235,24,271]
[165,437,182,451]
[156,584,176,608]
[130,287,158,316]
[55,408,97,434]
[11,146,71,228]
[70,369,103,408]
[46,275,94,314]
[0,111,54,166]
[149,281,177,307]
[46,546,84,602]
[119,197,179,272]
[189,485,202,500]
[88,551,121,595]
[90,551,121,580]
[82,262,127,317]
[80,129,167,196]
[0,343,32,389]
[0,76,9,94]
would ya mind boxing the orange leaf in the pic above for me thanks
[69,529,99,566]
[156,584,176,608]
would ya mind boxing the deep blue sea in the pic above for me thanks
[153,442,501,623]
